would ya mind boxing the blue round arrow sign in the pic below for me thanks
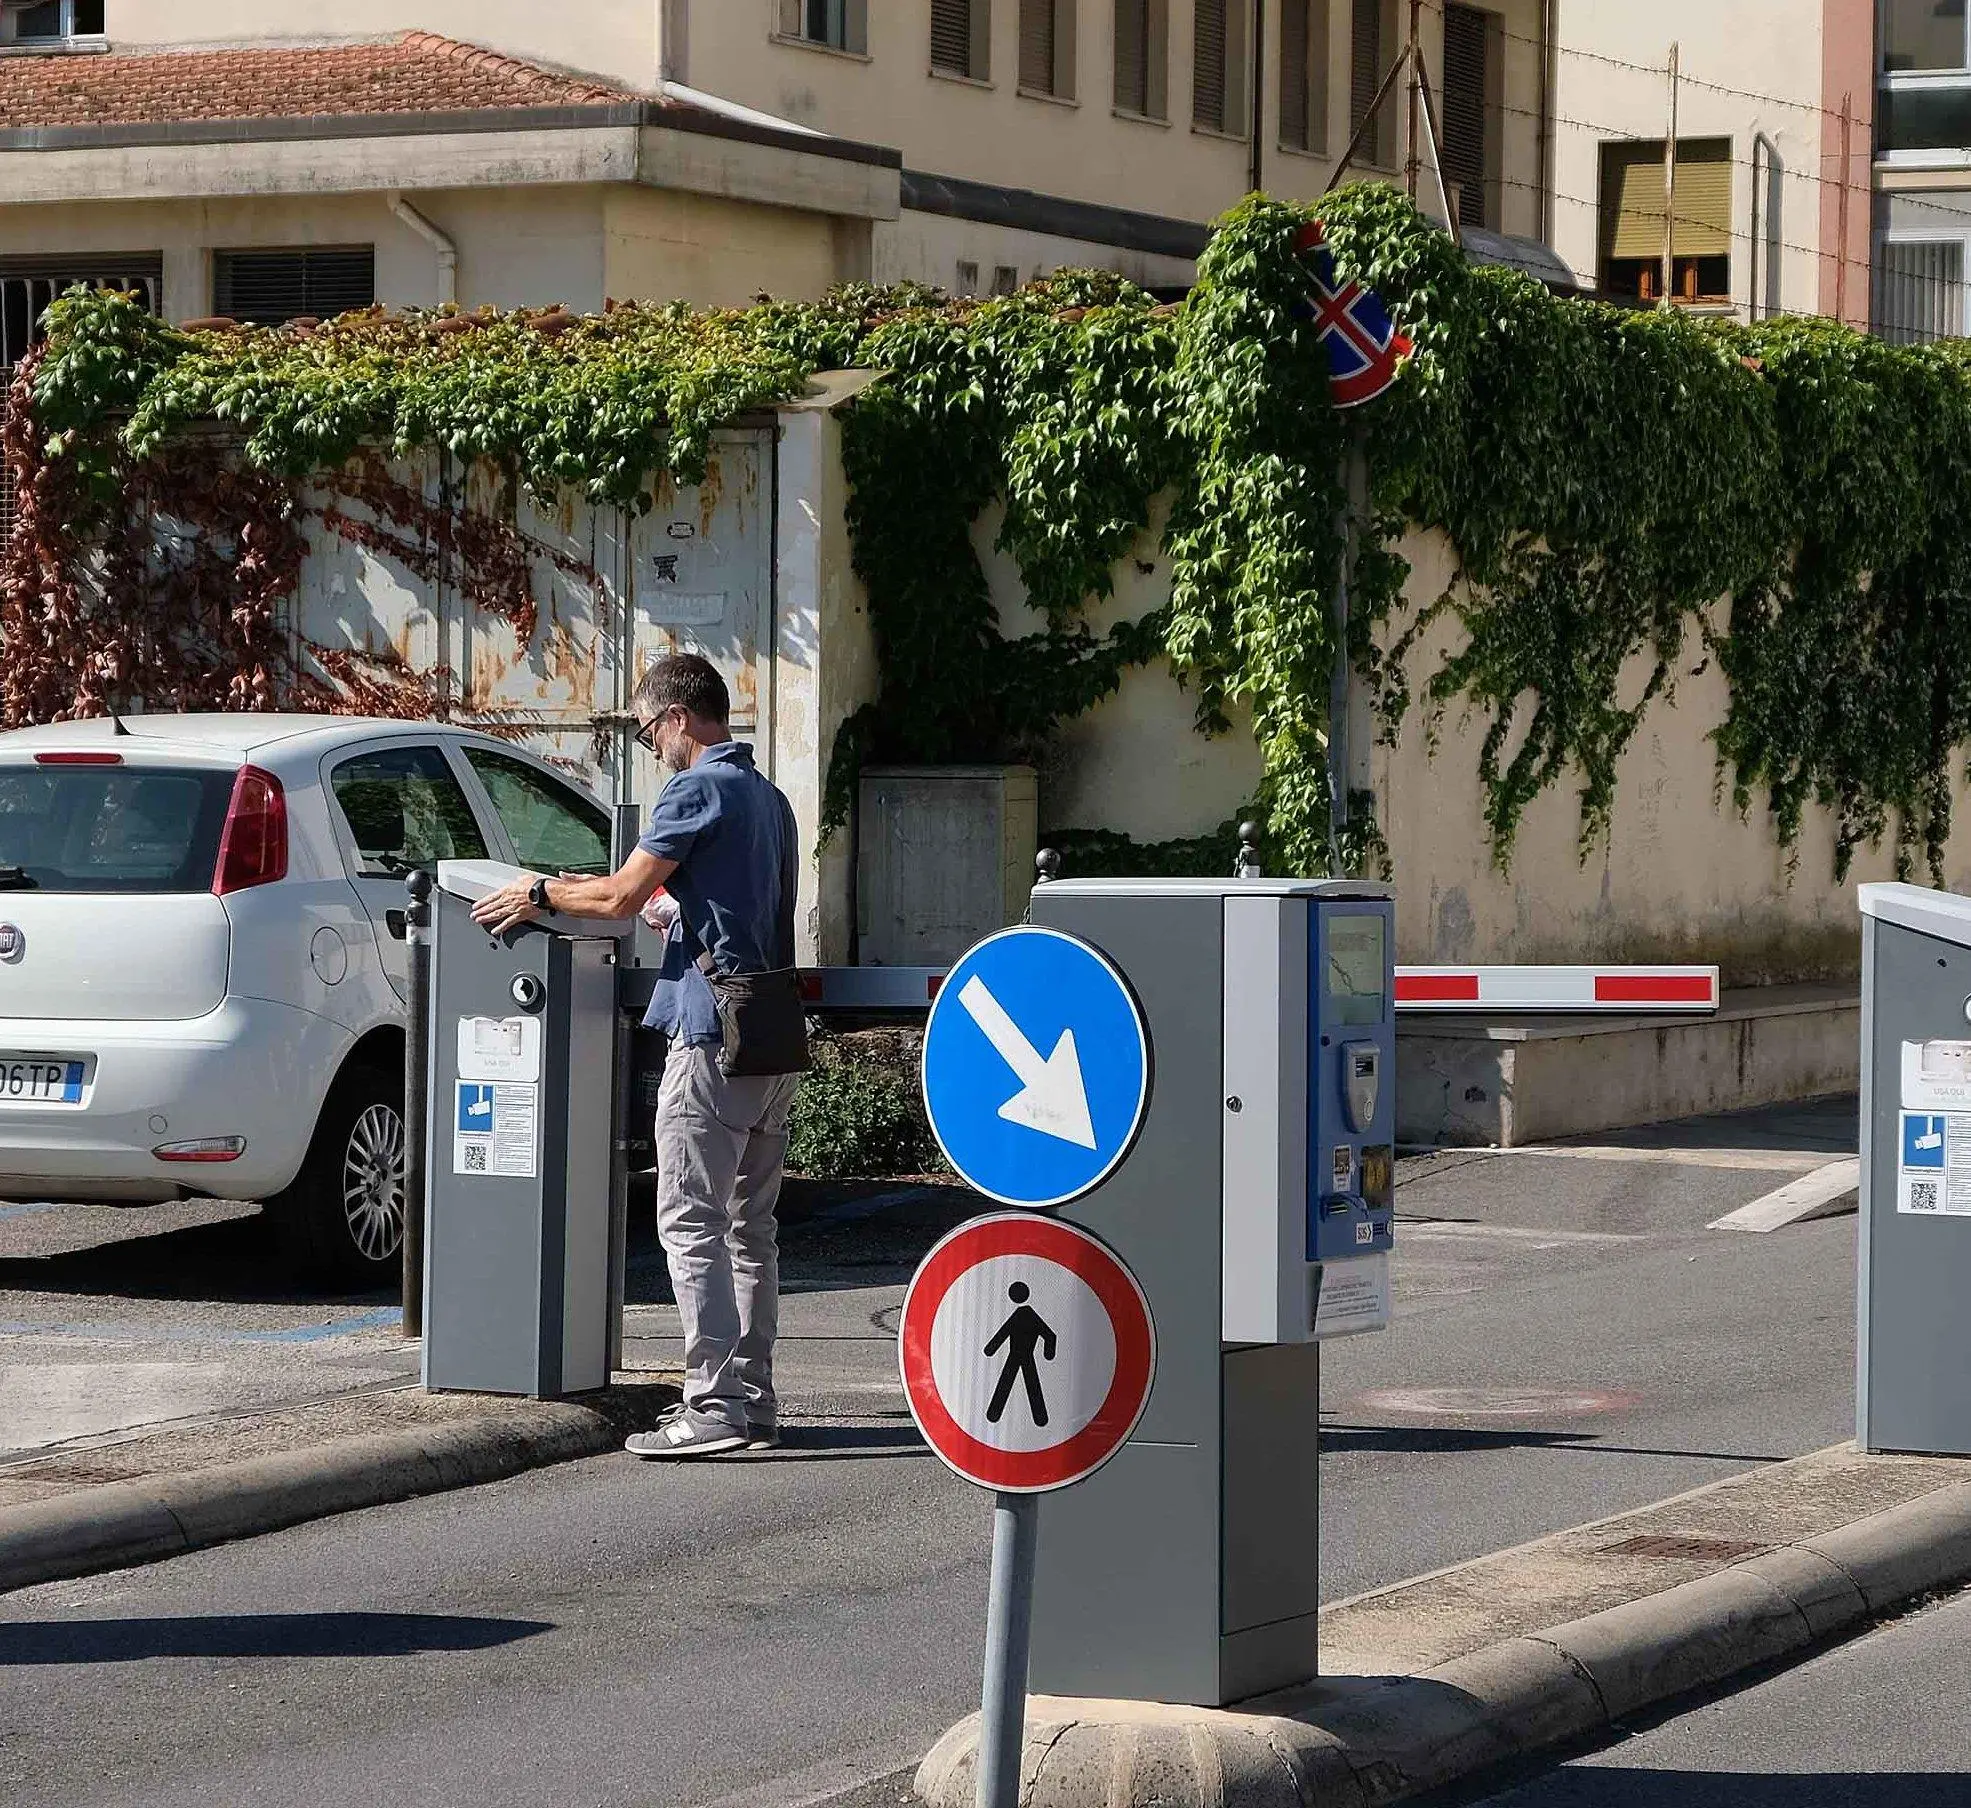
[921,925,1151,1209]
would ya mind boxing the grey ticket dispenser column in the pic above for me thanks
[1025,877,1396,1706]
[1858,882,1971,1454]
[423,860,632,1399]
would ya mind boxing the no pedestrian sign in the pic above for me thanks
[920,925,1151,1210]
[899,1213,1155,1494]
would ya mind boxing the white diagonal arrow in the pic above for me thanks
[957,974,1098,1150]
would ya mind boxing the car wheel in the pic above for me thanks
[272,1064,405,1288]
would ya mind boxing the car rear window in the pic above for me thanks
[0,765,235,893]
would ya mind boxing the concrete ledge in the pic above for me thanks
[1397,983,1859,1146]
[916,1462,1971,1808]
[0,1386,677,1596]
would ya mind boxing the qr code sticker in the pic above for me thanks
[463,1143,488,1174]
[1909,1178,1940,1213]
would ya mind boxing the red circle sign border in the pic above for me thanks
[898,1212,1156,1494]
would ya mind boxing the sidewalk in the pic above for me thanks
[915,1442,1971,1808]
[0,1373,681,1594]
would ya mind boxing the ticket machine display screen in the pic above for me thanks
[1325,915,1386,1026]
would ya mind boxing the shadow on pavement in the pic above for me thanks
[1473,1771,1957,1806]
[0,1213,388,1312]
[1320,1425,1785,1464]
[0,1611,553,1663]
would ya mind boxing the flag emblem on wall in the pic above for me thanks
[1293,221,1413,408]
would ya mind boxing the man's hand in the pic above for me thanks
[471,877,543,936]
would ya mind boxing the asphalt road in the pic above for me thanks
[0,1097,1865,1808]
[1462,1586,1971,1806]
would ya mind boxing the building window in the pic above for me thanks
[1881,0,1969,73]
[777,0,867,55]
[1019,0,1076,97]
[213,247,375,327]
[991,264,1020,295]
[0,254,159,544]
[1440,3,1500,229]
[1192,0,1250,134]
[932,0,990,80]
[1873,239,1965,343]
[1113,0,1167,118]
[1598,139,1732,305]
[1878,0,1971,154]
[5,0,105,41]
[955,259,981,295]
[1278,0,1329,153]
[1350,0,1397,167]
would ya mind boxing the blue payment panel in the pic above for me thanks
[1309,900,1396,1262]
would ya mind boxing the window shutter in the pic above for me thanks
[215,247,375,327]
[1114,0,1147,111]
[1441,4,1489,227]
[932,0,974,74]
[1350,0,1381,135]
[779,0,803,38]
[1874,241,1964,345]
[1280,0,1309,148]
[1603,140,1731,262]
[1194,0,1227,130]
[1020,0,1055,90]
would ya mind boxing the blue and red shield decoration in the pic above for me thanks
[1293,221,1412,408]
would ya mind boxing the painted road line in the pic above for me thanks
[1708,1157,1861,1233]
[1478,1143,1840,1173]
[0,1307,403,1345]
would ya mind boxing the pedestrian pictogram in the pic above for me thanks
[984,1283,1057,1427]
[921,926,1151,1210]
[899,1211,1155,1494]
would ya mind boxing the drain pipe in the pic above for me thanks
[389,193,457,308]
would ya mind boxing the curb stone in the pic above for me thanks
[914,1471,1971,1808]
[0,1386,679,1596]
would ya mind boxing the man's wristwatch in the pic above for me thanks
[527,876,551,912]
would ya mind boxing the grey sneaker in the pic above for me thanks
[745,1418,781,1451]
[626,1405,746,1459]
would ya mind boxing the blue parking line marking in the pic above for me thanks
[0,1306,404,1346]
[0,1201,66,1222]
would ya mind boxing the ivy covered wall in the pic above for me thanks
[11,185,1971,980]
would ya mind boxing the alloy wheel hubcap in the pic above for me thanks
[343,1102,405,1263]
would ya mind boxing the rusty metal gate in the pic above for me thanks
[289,425,776,812]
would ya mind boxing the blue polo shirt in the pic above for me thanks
[637,742,796,1045]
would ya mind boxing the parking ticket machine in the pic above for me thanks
[1025,877,1398,1706]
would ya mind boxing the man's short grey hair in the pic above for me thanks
[633,652,730,725]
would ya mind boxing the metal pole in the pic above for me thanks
[1249,0,1265,196]
[1404,0,1422,200]
[1836,92,1853,326]
[1323,42,1411,196]
[1661,44,1679,308]
[402,869,433,1340]
[976,1491,1040,1808]
[1329,425,1368,877]
[1414,55,1456,233]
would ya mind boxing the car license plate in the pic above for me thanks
[0,1057,87,1104]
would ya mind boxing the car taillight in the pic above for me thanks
[33,751,122,765]
[212,765,288,895]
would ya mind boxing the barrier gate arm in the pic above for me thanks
[794,964,1721,1015]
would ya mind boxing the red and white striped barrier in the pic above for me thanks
[797,964,1719,1014]
[1394,965,1719,1012]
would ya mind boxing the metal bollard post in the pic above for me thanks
[402,869,433,1340]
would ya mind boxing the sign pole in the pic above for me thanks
[976,1490,1040,1808]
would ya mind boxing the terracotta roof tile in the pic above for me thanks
[0,31,644,130]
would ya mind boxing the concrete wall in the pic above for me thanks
[603,185,864,308]
[978,502,1970,981]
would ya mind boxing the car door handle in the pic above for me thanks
[385,910,408,941]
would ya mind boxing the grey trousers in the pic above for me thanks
[654,1044,801,1432]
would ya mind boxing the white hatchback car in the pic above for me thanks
[0,714,617,1283]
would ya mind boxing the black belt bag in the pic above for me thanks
[697,954,811,1078]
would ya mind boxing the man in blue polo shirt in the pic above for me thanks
[471,652,802,1458]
